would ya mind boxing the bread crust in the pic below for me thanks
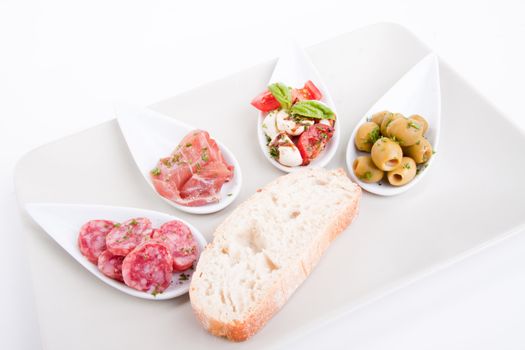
[190,168,361,341]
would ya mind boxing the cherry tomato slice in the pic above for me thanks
[296,123,334,165]
[251,90,280,112]
[291,80,323,102]
[304,80,322,100]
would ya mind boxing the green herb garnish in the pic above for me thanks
[130,219,138,226]
[361,171,372,180]
[403,163,411,169]
[179,273,189,281]
[268,82,292,110]
[114,223,121,227]
[185,143,192,148]
[265,135,271,145]
[269,146,279,159]
[366,127,381,144]
[150,167,161,176]
[201,147,209,162]
[408,120,421,130]
[291,100,335,120]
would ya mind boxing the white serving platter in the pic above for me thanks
[14,23,525,350]
[25,203,207,300]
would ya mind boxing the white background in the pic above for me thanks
[1,0,525,349]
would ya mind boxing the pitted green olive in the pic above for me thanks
[387,157,417,186]
[371,137,403,171]
[386,117,423,146]
[409,114,428,135]
[403,137,433,164]
[370,111,392,127]
[354,122,381,152]
[353,156,384,183]
[380,113,404,136]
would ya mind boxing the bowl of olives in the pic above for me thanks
[346,53,440,196]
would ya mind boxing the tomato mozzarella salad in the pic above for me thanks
[251,81,336,167]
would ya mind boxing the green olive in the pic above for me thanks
[387,157,417,186]
[352,156,384,183]
[386,117,423,146]
[371,137,403,171]
[370,111,392,127]
[380,113,403,136]
[354,122,381,152]
[409,114,429,135]
[403,137,433,164]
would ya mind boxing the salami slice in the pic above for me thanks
[122,242,173,293]
[106,217,152,256]
[97,250,124,282]
[78,220,116,264]
[153,220,199,271]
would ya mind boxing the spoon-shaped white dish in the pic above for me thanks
[25,202,207,300]
[346,53,441,196]
[116,105,242,214]
[256,43,340,172]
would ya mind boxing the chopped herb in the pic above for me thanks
[201,148,209,162]
[403,163,411,169]
[416,163,428,175]
[185,143,192,148]
[362,171,372,180]
[171,153,181,163]
[151,287,161,297]
[179,273,189,281]
[416,140,421,145]
[114,223,121,227]
[195,162,202,173]
[366,127,381,144]
[227,193,233,197]
[150,167,161,176]
[265,135,271,145]
[408,120,421,130]
[130,219,138,226]
[432,150,436,154]
[390,136,403,144]
[269,146,279,159]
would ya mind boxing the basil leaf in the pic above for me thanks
[268,82,292,110]
[290,100,335,120]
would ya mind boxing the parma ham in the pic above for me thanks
[150,130,234,206]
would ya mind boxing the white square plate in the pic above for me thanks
[15,23,525,350]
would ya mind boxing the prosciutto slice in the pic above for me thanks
[151,130,234,206]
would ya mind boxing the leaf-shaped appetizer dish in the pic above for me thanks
[252,43,340,172]
[346,53,441,196]
[25,203,207,300]
[117,105,242,214]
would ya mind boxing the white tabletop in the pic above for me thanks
[1,1,525,349]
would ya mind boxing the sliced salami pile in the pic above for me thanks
[77,217,199,295]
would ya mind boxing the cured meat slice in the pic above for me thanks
[97,250,124,282]
[122,241,173,293]
[151,130,234,207]
[78,220,116,264]
[153,220,199,271]
[106,217,152,256]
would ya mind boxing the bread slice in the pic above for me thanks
[189,168,361,341]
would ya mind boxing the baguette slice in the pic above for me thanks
[189,168,361,341]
